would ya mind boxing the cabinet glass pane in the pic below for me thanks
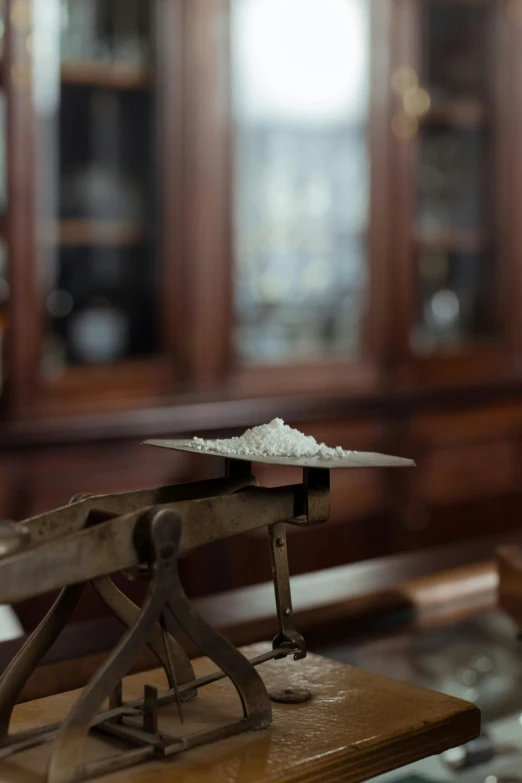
[418,128,485,232]
[412,0,495,353]
[231,0,370,364]
[34,0,159,376]
[412,250,494,354]
[424,0,488,100]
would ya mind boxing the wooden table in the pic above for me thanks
[2,644,480,783]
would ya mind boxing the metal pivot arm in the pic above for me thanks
[19,474,258,548]
[81,493,195,693]
[0,485,301,605]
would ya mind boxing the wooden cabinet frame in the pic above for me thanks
[388,0,521,388]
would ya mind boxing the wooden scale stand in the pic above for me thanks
[0,440,480,783]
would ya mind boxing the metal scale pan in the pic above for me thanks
[144,439,416,469]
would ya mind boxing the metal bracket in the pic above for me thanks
[269,523,306,660]
[225,457,253,480]
[303,468,331,524]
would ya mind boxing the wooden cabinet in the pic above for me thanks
[389,0,520,387]
[5,0,522,410]
[0,0,521,610]
[4,0,389,415]
[4,0,185,416]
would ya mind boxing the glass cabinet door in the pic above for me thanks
[32,0,160,379]
[231,0,371,364]
[403,0,497,354]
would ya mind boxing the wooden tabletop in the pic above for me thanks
[3,644,480,783]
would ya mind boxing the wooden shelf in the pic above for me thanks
[423,99,487,129]
[415,228,488,254]
[40,220,147,247]
[61,62,150,90]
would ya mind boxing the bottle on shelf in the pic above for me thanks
[60,89,143,222]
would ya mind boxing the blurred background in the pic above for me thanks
[1,0,522,634]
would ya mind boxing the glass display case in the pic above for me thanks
[2,0,521,416]
[33,0,158,378]
[405,0,497,355]
[231,0,371,364]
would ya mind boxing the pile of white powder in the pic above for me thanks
[192,418,354,459]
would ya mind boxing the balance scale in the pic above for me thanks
[0,440,480,782]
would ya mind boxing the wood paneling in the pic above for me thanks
[19,440,194,518]
[415,440,520,506]
[396,494,522,552]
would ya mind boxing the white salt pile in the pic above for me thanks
[192,418,354,459]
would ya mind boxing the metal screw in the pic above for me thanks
[269,686,312,704]
[276,537,285,548]
[284,608,292,617]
